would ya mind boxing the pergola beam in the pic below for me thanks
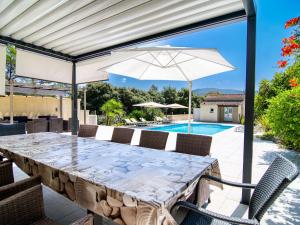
[0,36,73,62]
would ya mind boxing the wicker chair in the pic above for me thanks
[26,119,48,133]
[0,177,93,225]
[0,160,14,187]
[49,118,63,133]
[0,123,26,136]
[171,155,299,225]
[78,125,98,138]
[111,127,134,144]
[0,123,26,161]
[139,130,169,150]
[176,133,212,156]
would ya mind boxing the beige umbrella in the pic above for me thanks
[166,103,188,109]
[133,102,166,108]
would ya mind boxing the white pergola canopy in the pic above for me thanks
[0,0,244,57]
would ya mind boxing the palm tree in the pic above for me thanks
[100,99,125,125]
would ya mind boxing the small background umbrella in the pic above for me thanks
[133,102,166,108]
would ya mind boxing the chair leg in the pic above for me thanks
[208,197,211,204]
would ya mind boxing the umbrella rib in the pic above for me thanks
[149,51,164,67]
[181,52,235,69]
[137,55,156,80]
[165,50,182,67]
[166,51,190,81]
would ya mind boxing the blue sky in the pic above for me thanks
[108,0,300,91]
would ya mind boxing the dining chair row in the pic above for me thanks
[78,125,213,157]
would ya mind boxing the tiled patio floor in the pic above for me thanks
[13,125,300,225]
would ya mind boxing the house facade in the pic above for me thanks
[199,94,245,123]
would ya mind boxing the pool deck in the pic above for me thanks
[13,123,300,225]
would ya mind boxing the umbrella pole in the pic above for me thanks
[9,79,14,124]
[188,81,192,133]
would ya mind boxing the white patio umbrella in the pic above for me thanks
[133,102,166,108]
[166,103,188,109]
[104,46,235,132]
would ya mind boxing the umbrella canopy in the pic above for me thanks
[133,102,166,108]
[105,46,235,132]
[166,103,188,109]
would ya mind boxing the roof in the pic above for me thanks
[0,0,246,61]
[203,94,245,102]
[202,101,242,106]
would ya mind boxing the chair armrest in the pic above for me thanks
[200,175,256,189]
[172,201,259,225]
[0,184,45,225]
[0,176,41,201]
[70,214,94,225]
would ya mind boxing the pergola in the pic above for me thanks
[0,0,256,203]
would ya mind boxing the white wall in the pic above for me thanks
[199,104,218,122]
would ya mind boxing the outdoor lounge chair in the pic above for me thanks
[140,117,156,124]
[176,133,212,156]
[171,155,299,225]
[78,124,98,138]
[139,130,169,150]
[0,176,93,225]
[130,118,147,126]
[111,127,134,144]
[124,118,135,126]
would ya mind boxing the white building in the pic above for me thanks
[200,94,245,123]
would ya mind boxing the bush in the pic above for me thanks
[144,108,164,121]
[128,109,146,120]
[266,87,300,150]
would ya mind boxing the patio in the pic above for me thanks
[1,1,299,225]
[11,126,300,225]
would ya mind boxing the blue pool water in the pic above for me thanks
[148,123,233,135]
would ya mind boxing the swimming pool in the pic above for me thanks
[148,123,233,135]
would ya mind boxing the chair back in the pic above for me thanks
[249,155,299,221]
[0,161,14,187]
[49,118,63,133]
[78,125,98,138]
[27,119,48,133]
[139,130,169,150]
[111,127,134,144]
[175,133,212,156]
[0,123,26,136]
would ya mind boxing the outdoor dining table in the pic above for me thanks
[0,133,221,225]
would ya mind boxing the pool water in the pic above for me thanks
[148,123,233,135]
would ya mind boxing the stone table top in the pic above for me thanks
[0,133,216,207]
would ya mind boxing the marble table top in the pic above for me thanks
[0,133,216,207]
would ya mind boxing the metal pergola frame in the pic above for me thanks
[0,0,256,204]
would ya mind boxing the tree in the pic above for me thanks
[100,99,125,126]
[266,86,300,150]
[161,86,178,104]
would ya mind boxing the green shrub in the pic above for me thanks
[239,115,245,125]
[266,87,300,150]
[128,109,146,120]
[144,108,164,121]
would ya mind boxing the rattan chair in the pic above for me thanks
[26,119,48,133]
[171,155,299,225]
[78,124,98,138]
[49,118,63,133]
[176,133,212,156]
[139,130,169,150]
[111,127,134,144]
[0,177,93,225]
[0,160,14,187]
[0,123,26,136]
